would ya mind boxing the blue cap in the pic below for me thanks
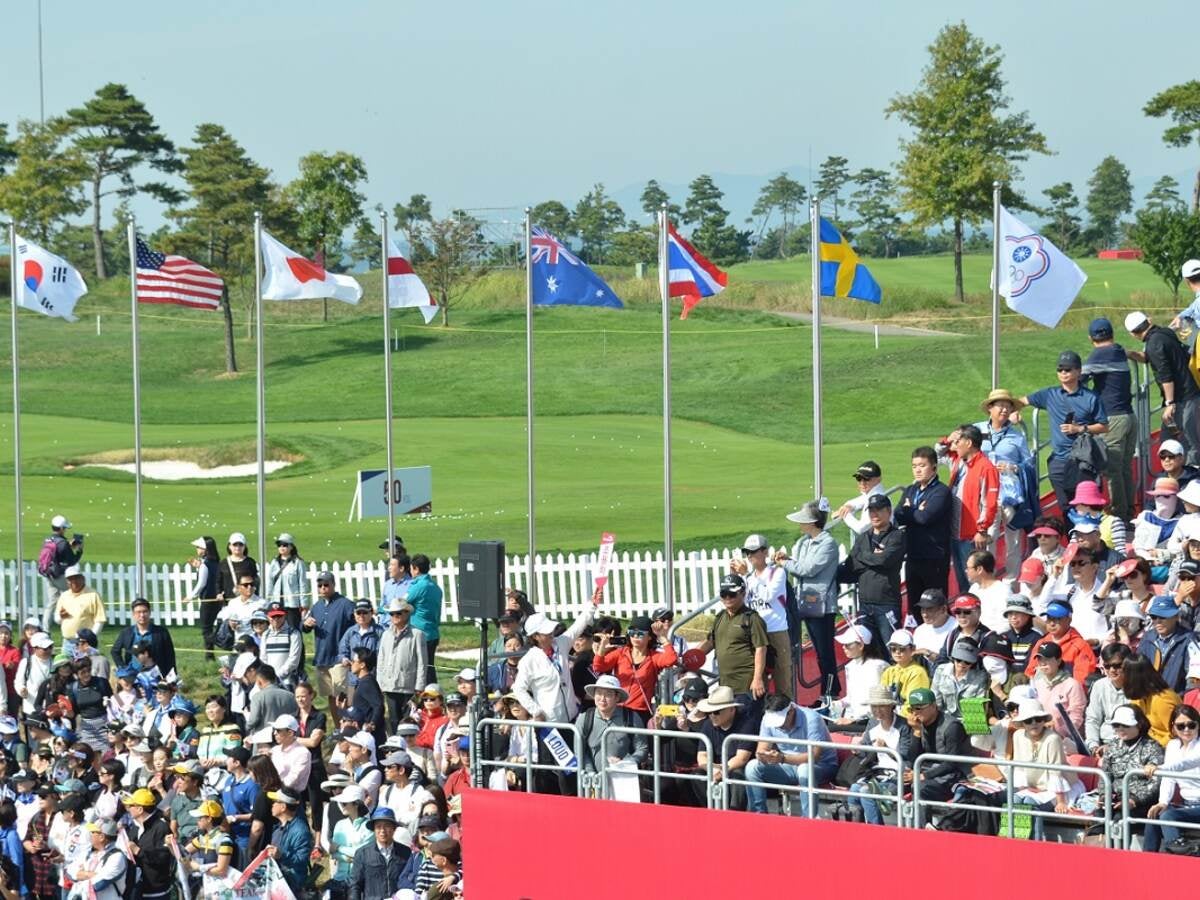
[168,697,197,716]
[115,665,137,680]
[1044,601,1073,619]
[50,725,77,742]
[1088,317,1114,339]
[368,806,397,825]
[1148,596,1181,619]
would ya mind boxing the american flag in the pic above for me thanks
[135,237,224,310]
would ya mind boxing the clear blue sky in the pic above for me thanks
[3,0,1196,229]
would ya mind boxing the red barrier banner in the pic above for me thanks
[463,788,1196,897]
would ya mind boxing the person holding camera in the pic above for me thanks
[592,614,677,724]
[38,515,83,632]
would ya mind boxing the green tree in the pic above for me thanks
[530,200,573,237]
[1145,175,1185,211]
[1041,182,1083,253]
[286,150,368,319]
[166,123,276,373]
[0,119,89,242]
[681,174,749,264]
[349,215,381,268]
[393,193,432,261]
[750,173,807,257]
[572,183,625,263]
[1085,156,1133,249]
[1144,81,1200,212]
[0,123,16,176]
[639,179,680,221]
[849,168,901,257]
[681,174,726,226]
[64,83,183,279]
[815,156,852,221]
[607,227,657,267]
[1129,205,1200,297]
[421,211,486,326]
[885,22,1049,301]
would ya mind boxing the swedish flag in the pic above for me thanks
[818,218,882,304]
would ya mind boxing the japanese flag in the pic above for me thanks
[14,234,88,322]
[260,229,362,305]
[386,239,438,324]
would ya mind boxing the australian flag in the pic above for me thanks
[529,227,623,308]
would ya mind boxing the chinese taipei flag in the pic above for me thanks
[386,239,438,323]
[14,234,88,321]
[260,230,363,304]
[996,206,1086,328]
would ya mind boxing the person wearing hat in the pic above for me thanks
[1126,309,1200,464]
[912,590,956,661]
[487,603,525,660]
[881,630,930,712]
[53,564,107,658]
[70,818,127,900]
[377,751,433,844]
[302,571,356,728]
[1018,351,1109,514]
[933,593,991,666]
[693,685,756,811]
[265,789,312,897]
[693,573,768,706]
[1099,703,1163,826]
[181,798,235,887]
[1156,437,1200,492]
[1000,593,1043,671]
[1081,316,1137,520]
[846,683,912,825]
[1027,515,1067,575]
[1009,698,1082,838]
[1103,580,1154,652]
[930,638,988,721]
[169,759,207,844]
[593,614,678,723]
[894,446,953,609]
[324,783,371,889]
[347,807,411,900]
[1172,259,1200,331]
[38,514,84,632]
[901,686,972,803]
[1139,594,1200,695]
[833,460,885,536]
[1024,599,1097,685]
[1067,478,1128,555]
[263,533,309,648]
[829,624,886,727]
[124,785,176,900]
[73,627,109,679]
[261,599,303,687]
[183,537,221,659]
[109,597,177,676]
[575,674,649,774]
[974,389,1035,574]
[1030,641,1087,753]
[744,691,836,817]
[339,600,385,696]
[777,499,841,696]
[942,423,1000,594]
[376,598,427,733]
[0,714,27,778]
[730,534,794,701]
[841,493,906,658]
[379,535,407,557]
[216,532,258,605]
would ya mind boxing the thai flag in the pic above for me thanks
[668,224,727,319]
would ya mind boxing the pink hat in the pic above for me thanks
[1147,477,1181,497]
[1069,482,1107,507]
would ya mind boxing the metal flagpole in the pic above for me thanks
[991,180,1002,389]
[127,220,144,594]
[9,223,25,624]
[523,209,537,606]
[810,198,824,498]
[659,206,675,612]
[380,211,396,553]
[253,212,267,567]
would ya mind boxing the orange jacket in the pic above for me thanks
[1025,629,1097,685]
[949,450,1000,539]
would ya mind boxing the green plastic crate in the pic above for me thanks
[959,696,992,736]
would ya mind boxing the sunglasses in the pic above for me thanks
[355,611,372,615]
[1069,561,1092,568]
[1056,366,1076,373]
[390,610,408,617]
[887,644,910,652]
[1175,721,1199,731]
[1104,664,1124,671]
[1023,716,1051,725]
[626,630,648,638]
[239,582,255,588]
[1160,451,1182,459]
[953,610,975,616]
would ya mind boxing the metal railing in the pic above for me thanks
[1120,767,1200,850]
[470,718,584,797]
[594,725,715,806]
[719,733,904,819]
[910,752,1111,844]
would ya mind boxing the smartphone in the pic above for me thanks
[608,636,628,647]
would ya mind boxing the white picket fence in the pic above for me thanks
[0,546,793,627]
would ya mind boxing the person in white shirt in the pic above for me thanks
[376,750,432,843]
[912,590,957,660]
[846,684,908,824]
[1062,549,1109,643]
[269,715,312,795]
[217,578,266,640]
[966,550,1014,634]
[14,632,54,715]
[68,819,127,900]
[1144,704,1200,850]
[835,461,886,536]
[830,625,887,726]
[731,533,792,698]
[345,733,382,809]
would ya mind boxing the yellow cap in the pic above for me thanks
[122,788,158,808]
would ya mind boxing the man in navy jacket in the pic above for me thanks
[893,445,952,604]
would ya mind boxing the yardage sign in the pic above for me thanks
[350,467,433,520]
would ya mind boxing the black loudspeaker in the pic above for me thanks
[457,540,506,620]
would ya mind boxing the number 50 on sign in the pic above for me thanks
[349,467,433,520]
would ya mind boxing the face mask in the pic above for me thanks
[1155,496,1178,519]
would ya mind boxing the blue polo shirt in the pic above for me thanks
[220,773,259,849]
[760,704,839,782]
[1025,384,1108,459]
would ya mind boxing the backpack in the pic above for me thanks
[36,537,59,578]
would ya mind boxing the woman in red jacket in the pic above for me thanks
[592,615,678,723]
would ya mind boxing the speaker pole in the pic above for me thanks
[524,208,537,606]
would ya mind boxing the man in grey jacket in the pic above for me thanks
[244,664,299,733]
[376,599,427,732]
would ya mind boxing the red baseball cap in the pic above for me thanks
[949,593,981,612]
[1018,558,1045,584]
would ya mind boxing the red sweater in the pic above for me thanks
[415,711,449,750]
[593,644,678,712]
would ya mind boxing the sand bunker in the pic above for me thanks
[83,460,291,480]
